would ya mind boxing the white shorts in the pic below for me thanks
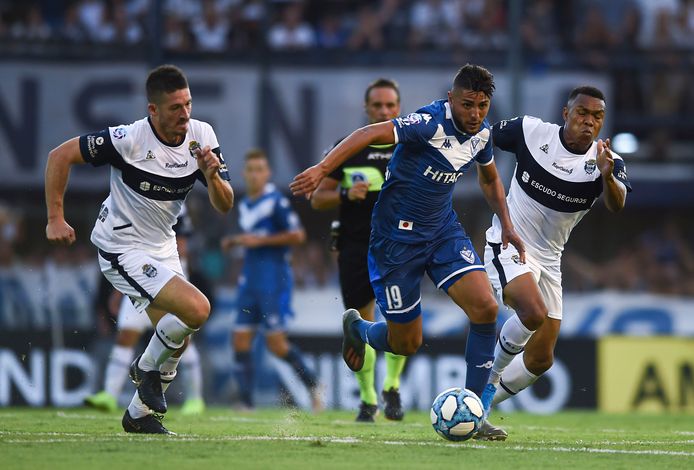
[483,242,563,320]
[117,295,153,332]
[97,248,183,314]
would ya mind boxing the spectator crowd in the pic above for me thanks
[1,0,692,54]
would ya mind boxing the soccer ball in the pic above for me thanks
[430,387,484,441]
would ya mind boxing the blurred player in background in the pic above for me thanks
[84,205,206,415]
[311,78,407,423]
[221,149,322,411]
[479,86,631,439]
[45,64,233,434]
[292,64,524,436]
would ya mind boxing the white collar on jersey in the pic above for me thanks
[263,183,276,195]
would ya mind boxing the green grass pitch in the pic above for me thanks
[1,408,693,469]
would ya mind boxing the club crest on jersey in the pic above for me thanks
[460,248,475,264]
[584,159,597,174]
[112,127,126,140]
[540,144,549,154]
[188,140,201,158]
[145,150,156,160]
[471,136,480,151]
[142,264,158,278]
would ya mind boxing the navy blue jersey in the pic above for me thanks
[238,183,301,289]
[371,100,494,244]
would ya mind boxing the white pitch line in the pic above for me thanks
[591,440,694,446]
[2,434,694,457]
[55,411,113,420]
[0,431,88,437]
[208,415,426,427]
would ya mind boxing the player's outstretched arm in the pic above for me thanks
[291,121,394,198]
[477,161,526,262]
[195,145,234,213]
[45,137,85,245]
[597,139,626,213]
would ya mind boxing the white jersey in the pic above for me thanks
[79,117,229,258]
[486,116,631,264]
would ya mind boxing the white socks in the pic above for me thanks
[160,355,181,393]
[492,352,539,406]
[104,345,134,397]
[127,393,150,419]
[139,313,196,370]
[180,342,203,400]
[490,314,534,384]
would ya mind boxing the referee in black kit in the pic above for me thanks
[311,78,407,423]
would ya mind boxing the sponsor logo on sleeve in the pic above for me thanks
[97,204,108,222]
[111,127,126,140]
[540,143,549,154]
[395,113,425,127]
[86,135,98,158]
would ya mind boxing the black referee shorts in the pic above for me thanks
[337,241,375,311]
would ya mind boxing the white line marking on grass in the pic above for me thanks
[518,425,573,432]
[0,431,88,437]
[208,415,425,428]
[3,434,694,457]
[591,440,694,446]
[55,411,113,420]
[675,431,694,436]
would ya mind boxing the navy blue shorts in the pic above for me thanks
[368,229,485,324]
[235,278,293,332]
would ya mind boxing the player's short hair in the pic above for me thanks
[567,86,606,105]
[244,148,268,162]
[146,64,189,104]
[364,78,400,104]
[452,64,495,98]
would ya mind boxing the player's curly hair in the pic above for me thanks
[452,64,495,98]
[364,78,400,104]
[146,64,189,104]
